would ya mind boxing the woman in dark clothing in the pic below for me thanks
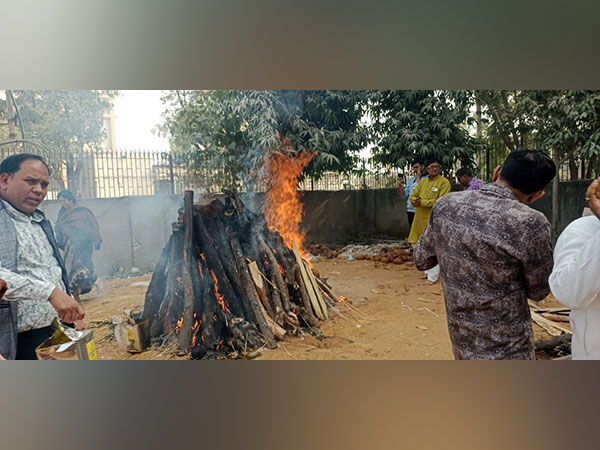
[55,190,102,299]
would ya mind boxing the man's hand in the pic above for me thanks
[397,178,406,196]
[48,288,85,323]
[0,354,5,360]
[586,178,600,220]
[74,319,88,331]
[411,196,422,207]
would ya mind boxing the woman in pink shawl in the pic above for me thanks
[55,190,102,298]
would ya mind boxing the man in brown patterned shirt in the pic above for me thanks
[414,150,556,359]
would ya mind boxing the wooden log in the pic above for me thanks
[293,265,319,327]
[194,213,247,321]
[198,257,218,352]
[531,311,572,336]
[291,241,325,320]
[231,238,277,349]
[268,263,286,326]
[189,250,205,339]
[541,313,571,323]
[533,307,571,314]
[254,287,286,339]
[142,235,172,323]
[178,190,196,352]
[300,257,328,319]
[257,234,292,314]
[267,232,297,287]
[315,276,340,304]
[535,334,572,355]
[248,260,276,320]
[158,223,184,339]
[528,300,570,315]
[205,214,256,322]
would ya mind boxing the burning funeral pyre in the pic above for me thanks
[141,189,340,359]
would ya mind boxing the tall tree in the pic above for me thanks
[368,90,481,171]
[158,90,368,186]
[478,90,600,237]
[527,90,600,236]
[1,90,118,195]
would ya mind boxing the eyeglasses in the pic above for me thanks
[428,165,441,169]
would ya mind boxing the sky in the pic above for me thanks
[113,90,170,151]
[112,90,374,160]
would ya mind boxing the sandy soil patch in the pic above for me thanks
[79,259,564,360]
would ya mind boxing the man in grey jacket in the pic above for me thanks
[0,153,85,359]
[0,278,6,359]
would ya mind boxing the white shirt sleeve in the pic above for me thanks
[0,262,56,302]
[549,217,600,309]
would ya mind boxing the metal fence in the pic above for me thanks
[473,143,600,182]
[0,146,398,199]
[1,144,597,200]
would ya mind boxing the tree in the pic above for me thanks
[158,90,369,186]
[475,91,540,151]
[0,90,118,195]
[477,90,600,237]
[368,90,481,171]
[526,90,600,237]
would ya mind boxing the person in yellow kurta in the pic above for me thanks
[408,157,450,284]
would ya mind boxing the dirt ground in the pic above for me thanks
[80,259,565,360]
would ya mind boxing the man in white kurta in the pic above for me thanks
[549,178,600,359]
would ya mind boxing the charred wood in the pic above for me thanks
[144,192,334,358]
[178,191,196,352]
[535,334,572,358]
[194,209,245,320]
[142,235,172,322]
[157,223,184,340]
[231,238,277,349]
[257,234,292,314]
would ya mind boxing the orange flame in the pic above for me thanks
[264,149,315,259]
[191,314,200,346]
[175,316,184,334]
[210,269,231,314]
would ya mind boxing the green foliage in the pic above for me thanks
[157,90,369,180]
[527,90,600,161]
[476,90,600,163]
[368,90,481,170]
[0,90,118,193]
[11,90,117,156]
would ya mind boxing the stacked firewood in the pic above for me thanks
[141,190,339,359]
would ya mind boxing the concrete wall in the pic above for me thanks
[41,195,182,277]
[39,179,593,278]
[530,179,592,235]
[300,189,407,243]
